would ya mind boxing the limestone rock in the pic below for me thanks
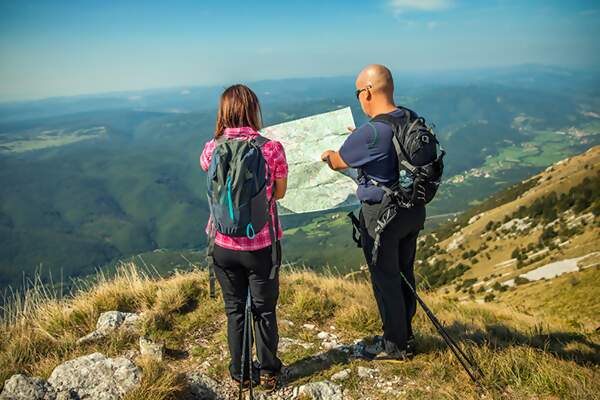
[185,371,227,400]
[278,337,312,352]
[357,366,378,378]
[0,374,56,400]
[139,336,164,361]
[97,311,139,334]
[48,352,141,400]
[293,380,343,400]
[77,311,140,344]
[330,369,351,382]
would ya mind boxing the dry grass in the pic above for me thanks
[123,357,186,400]
[1,263,598,399]
[0,263,207,385]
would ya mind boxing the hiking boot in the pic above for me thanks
[233,378,252,390]
[366,335,385,354]
[232,368,260,390]
[259,372,279,392]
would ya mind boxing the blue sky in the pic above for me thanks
[0,0,599,101]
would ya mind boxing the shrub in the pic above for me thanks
[492,282,507,292]
[484,293,496,302]
[514,276,530,285]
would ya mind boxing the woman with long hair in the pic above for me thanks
[200,84,287,391]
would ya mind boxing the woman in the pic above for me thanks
[200,84,287,391]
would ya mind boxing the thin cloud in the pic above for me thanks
[389,0,453,14]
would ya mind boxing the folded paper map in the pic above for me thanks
[261,107,359,214]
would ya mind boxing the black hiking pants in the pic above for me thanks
[213,243,283,381]
[359,202,425,352]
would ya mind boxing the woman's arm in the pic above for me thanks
[274,178,287,200]
[200,140,215,172]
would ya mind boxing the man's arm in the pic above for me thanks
[321,150,349,171]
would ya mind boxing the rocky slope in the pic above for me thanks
[416,146,600,329]
[1,260,598,399]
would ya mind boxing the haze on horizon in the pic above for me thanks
[1,0,599,102]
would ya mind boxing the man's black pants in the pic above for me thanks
[213,243,282,380]
[359,202,424,352]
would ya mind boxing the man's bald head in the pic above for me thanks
[356,64,394,98]
[355,64,396,117]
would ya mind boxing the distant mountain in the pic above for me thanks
[1,66,599,289]
[415,145,599,331]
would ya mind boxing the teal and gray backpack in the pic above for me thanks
[205,135,279,297]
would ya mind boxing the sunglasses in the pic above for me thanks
[355,85,372,99]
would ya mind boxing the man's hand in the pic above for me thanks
[321,150,349,171]
[321,150,334,162]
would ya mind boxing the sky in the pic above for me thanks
[1,0,599,101]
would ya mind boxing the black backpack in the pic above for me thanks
[368,107,444,207]
[205,136,279,297]
[348,107,445,265]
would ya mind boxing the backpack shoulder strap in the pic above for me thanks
[252,135,271,148]
[370,110,416,171]
[214,135,228,145]
[370,113,402,128]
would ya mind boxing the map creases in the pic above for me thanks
[261,107,358,214]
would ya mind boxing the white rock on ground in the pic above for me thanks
[139,336,164,361]
[330,369,351,381]
[77,311,140,344]
[185,371,227,400]
[278,337,313,352]
[293,380,343,400]
[357,366,378,378]
[47,352,141,400]
[0,374,58,400]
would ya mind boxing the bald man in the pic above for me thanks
[321,65,426,360]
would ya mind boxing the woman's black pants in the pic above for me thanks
[212,243,282,380]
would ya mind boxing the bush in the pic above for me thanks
[492,282,507,292]
[484,293,495,302]
[455,278,478,292]
[514,276,530,285]
[511,247,521,259]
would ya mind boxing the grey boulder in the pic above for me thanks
[184,371,226,400]
[78,311,140,344]
[0,374,56,400]
[293,380,343,400]
[48,352,141,400]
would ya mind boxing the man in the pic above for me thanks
[321,64,425,360]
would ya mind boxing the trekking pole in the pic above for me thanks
[399,272,485,387]
[239,291,248,400]
[239,289,254,400]
[247,289,254,400]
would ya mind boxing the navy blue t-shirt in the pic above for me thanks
[339,108,404,203]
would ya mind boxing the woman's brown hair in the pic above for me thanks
[215,84,262,137]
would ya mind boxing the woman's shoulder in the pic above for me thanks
[203,137,217,148]
[261,136,284,150]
